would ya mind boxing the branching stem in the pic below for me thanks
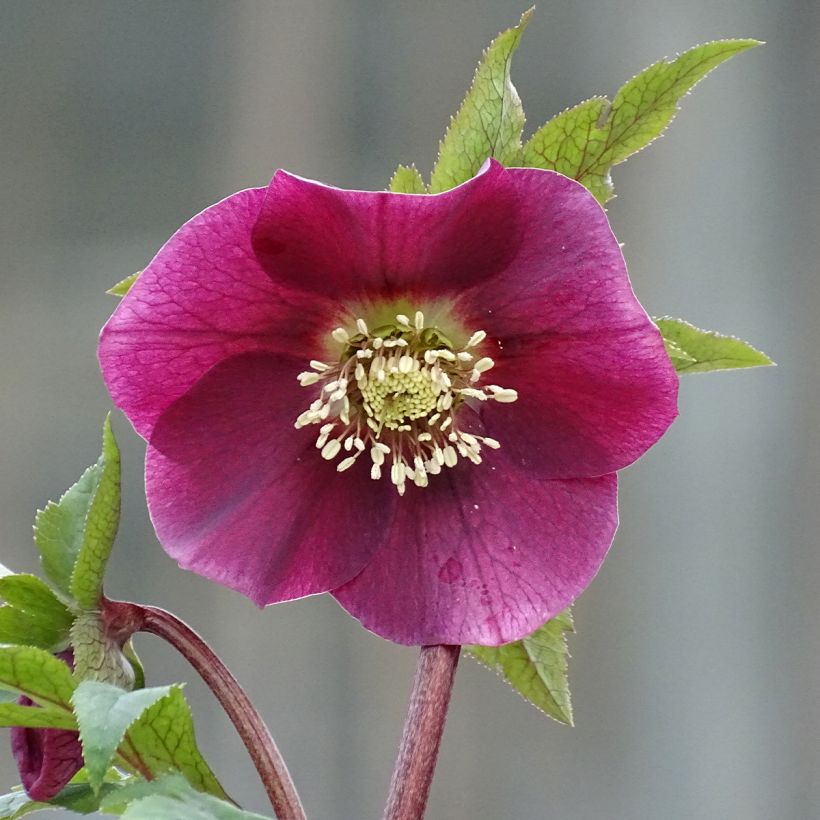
[103,598,306,820]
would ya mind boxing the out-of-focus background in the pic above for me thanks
[0,2,817,818]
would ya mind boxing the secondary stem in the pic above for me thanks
[383,644,461,820]
[103,598,306,820]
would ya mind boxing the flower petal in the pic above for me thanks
[333,457,618,646]
[11,698,83,802]
[146,352,395,604]
[455,168,678,478]
[99,187,339,439]
[251,159,521,298]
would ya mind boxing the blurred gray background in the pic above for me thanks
[0,1,817,818]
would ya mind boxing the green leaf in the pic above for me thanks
[103,776,269,820]
[523,39,761,202]
[70,416,121,609]
[0,607,68,651]
[662,337,697,369]
[0,645,76,709]
[429,8,532,193]
[52,783,117,814]
[0,702,77,730]
[388,164,427,194]
[34,465,102,599]
[0,790,46,820]
[107,272,141,297]
[468,609,575,725]
[0,576,74,628]
[34,417,121,608]
[72,681,172,793]
[119,686,228,800]
[655,316,774,374]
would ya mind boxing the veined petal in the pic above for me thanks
[99,187,339,439]
[11,719,84,802]
[146,353,395,604]
[333,458,617,646]
[455,168,678,478]
[251,160,520,298]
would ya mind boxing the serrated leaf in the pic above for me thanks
[34,465,102,598]
[468,609,575,725]
[102,776,269,820]
[388,164,427,194]
[0,646,76,709]
[70,416,121,609]
[0,607,68,651]
[0,575,74,629]
[655,316,774,374]
[107,272,141,297]
[0,702,77,730]
[70,613,135,689]
[429,8,532,193]
[72,681,172,793]
[119,686,227,800]
[523,39,761,202]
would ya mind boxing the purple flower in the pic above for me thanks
[99,160,677,646]
[11,652,83,801]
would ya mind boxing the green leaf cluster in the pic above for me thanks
[0,655,229,817]
[386,13,769,722]
[0,420,230,817]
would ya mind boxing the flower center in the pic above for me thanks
[294,311,517,494]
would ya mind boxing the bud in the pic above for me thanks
[10,651,83,801]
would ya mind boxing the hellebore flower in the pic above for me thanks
[11,652,83,801]
[98,160,677,646]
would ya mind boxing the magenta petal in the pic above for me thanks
[99,187,339,439]
[456,168,678,478]
[251,160,521,298]
[333,458,618,646]
[146,353,395,604]
[11,722,83,802]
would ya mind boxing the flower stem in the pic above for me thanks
[383,644,461,820]
[103,599,306,820]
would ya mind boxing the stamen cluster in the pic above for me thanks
[295,311,518,494]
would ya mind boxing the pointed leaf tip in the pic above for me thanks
[107,271,141,297]
[655,317,774,374]
[524,38,761,202]
[388,164,427,194]
[429,10,532,192]
[68,416,122,610]
[468,609,575,725]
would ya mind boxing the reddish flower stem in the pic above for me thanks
[383,644,461,820]
[103,598,306,820]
